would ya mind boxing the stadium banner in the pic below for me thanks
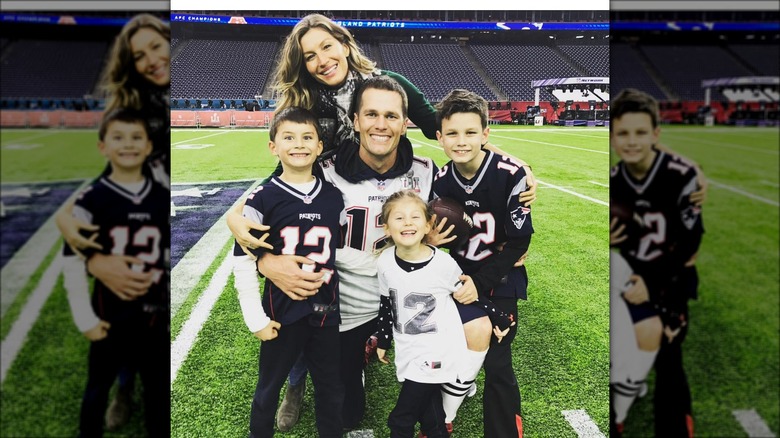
[0,110,102,128]
[169,13,608,31]
[0,111,27,127]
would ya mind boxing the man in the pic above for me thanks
[610,88,704,437]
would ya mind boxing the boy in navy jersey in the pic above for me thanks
[62,108,169,437]
[432,89,533,437]
[232,107,346,437]
[610,88,703,437]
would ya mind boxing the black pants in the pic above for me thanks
[340,317,379,429]
[249,320,343,438]
[654,308,692,437]
[388,380,449,438]
[483,297,523,438]
[79,320,169,437]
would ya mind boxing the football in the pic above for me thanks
[609,200,640,243]
[429,197,473,250]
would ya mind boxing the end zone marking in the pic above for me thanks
[733,409,776,437]
[562,410,606,438]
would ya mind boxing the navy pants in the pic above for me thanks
[248,319,343,438]
[483,297,523,438]
[388,379,450,438]
[79,321,168,437]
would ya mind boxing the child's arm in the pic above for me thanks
[233,254,278,340]
[63,253,110,341]
[376,295,394,364]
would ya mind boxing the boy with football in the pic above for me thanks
[432,89,534,437]
[62,107,169,437]
[609,88,704,437]
[232,106,346,437]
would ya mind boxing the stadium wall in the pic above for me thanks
[0,110,102,128]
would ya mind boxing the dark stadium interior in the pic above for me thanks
[1,10,777,125]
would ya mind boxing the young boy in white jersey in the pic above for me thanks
[432,89,534,436]
[232,107,347,437]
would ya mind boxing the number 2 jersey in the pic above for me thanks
[377,246,468,384]
[433,150,534,299]
[610,150,704,305]
[64,177,169,327]
[235,176,346,327]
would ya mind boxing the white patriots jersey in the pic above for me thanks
[321,156,435,331]
[377,247,468,383]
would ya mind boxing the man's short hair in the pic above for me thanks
[98,107,149,141]
[611,88,660,129]
[270,106,321,141]
[436,89,489,130]
[355,75,409,119]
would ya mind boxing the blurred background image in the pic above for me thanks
[1,10,170,437]
[609,6,779,437]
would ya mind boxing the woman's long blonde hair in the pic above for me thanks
[273,14,376,113]
[101,13,170,112]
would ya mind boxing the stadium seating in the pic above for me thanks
[641,45,752,100]
[609,43,667,101]
[170,39,278,100]
[558,44,609,77]
[380,42,497,101]
[0,40,107,98]
[470,44,580,101]
[727,44,780,76]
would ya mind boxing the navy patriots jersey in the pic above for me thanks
[433,151,534,299]
[65,177,169,325]
[610,150,704,303]
[234,176,346,327]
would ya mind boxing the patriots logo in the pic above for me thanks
[510,206,530,229]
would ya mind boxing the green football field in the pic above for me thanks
[1,126,777,437]
[168,125,612,438]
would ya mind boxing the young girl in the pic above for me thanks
[375,190,512,437]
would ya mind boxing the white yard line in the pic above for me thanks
[344,430,375,438]
[1,177,89,186]
[1,179,90,317]
[515,130,608,139]
[710,179,779,207]
[489,134,609,154]
[172,131,233,145]
[589,181,609,188]
[662,133,779,155]
[538,180,608,206]
[760,180,779,188]
[732,409,776,437]
[170,180,262,318]
[0,131,58,145]
[170,253,233,385]
[562,410,606,438]
[1,254,63,384]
